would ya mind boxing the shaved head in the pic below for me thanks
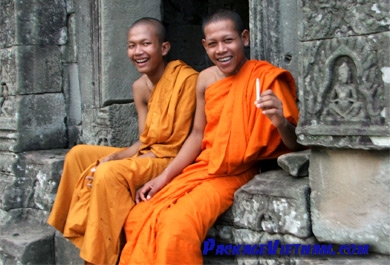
[130,17,167,44]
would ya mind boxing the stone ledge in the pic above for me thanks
[0,209,55,264]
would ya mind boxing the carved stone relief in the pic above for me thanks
[297,33,389,149]
[299,0,390,41]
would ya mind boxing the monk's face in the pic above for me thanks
[202,19,249,76]
[127,23,170,75]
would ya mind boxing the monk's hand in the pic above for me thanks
[135,175,169,204]
[86,166,96,188]
[254,89,285,127]
[99,154,114,164]
[86,154,118,189]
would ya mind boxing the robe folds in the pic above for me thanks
[47,60,198,265]
[119,60,299,265]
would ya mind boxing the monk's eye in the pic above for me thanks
[128,44,135,49]
[224,38,233,43]
[207,42,216,47]
[143,42,151,46]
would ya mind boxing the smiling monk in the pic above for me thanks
[47,18,198,265]
[119,9,302,265]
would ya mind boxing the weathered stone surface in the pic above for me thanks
[2,149,66,211]
[208,225,235,244]
[233,229,316,246]
[61,13,77,63]
[0,0,15,49]
[14,0,67,45]
[19,149,66,211]
[233,170,312,238]
[54,231,83,265]
[297,32,390,149]
[298,1,390,41]
[277,149,311,177]
[100,0,160,105]
[63,63,82,147]
[0,223,54,265]
[0,208,54,265]
[16,45,63,94]
[11,94,67,152]
[310,147,390,255]
[250,0,299,82]
[0,153,17,210]
[0,152,16,174]
[81,103,139,147]
[0,47,16,96]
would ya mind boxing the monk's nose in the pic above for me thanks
[134,45,143,55]
[216,42,227,53]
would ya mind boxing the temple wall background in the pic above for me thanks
[0,0,389,264]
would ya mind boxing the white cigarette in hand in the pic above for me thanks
[256,78,261,101]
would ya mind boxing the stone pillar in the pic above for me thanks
[296,0,390,255]
[249,0,299,83]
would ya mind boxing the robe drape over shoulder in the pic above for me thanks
[139,60,199,157]
[47,60,198,265]
[119,60,299,265]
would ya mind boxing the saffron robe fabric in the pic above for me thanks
[47,60,198,265]
[119,60,299,264]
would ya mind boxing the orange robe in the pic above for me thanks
[47,60,198,265]
[119,60,299,264]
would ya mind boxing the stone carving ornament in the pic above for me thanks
[302,38,384,127]
[299,0,390,40]
[325,61,364,121]
[297,34,389,148]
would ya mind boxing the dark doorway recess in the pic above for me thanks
[162,0,250,72]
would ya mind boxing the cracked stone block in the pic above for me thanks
[232,170,311,238]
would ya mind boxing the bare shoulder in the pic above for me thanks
[133,74,151,104]
[133,74,149,91]
[198,66,223,90]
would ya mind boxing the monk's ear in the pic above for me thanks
[241,29,250,47]
[161,41,171,56]
[202,39,207,50]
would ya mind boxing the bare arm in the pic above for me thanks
[100,76,154,163]
[135,71,209,202]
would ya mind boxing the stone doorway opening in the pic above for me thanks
[161,0,250,72]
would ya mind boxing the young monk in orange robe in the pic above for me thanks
[47,18,198,265]
[119,9,302,265]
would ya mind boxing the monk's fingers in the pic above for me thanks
[259,97,283,110]
[146,186,158,200]
[135,189,142,204]
[262,108,283,116]
[262,108,285,127]
[136,185,152,203]
[260,89,274,96]
[135,189,146,204]
[85,175,94,188]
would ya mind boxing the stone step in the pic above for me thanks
[0,220,54,265]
